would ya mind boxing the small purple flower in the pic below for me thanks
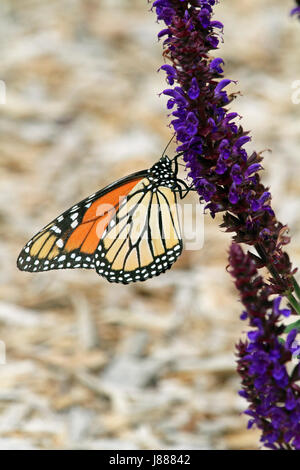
[214,79,232,102]
[287,329,300,357]
[188,77,200,100]
[230,164,243,185]
[160,64,177,85]
[210,57,224,74]
[198,7,212,29]
[291,0,300,19]
[245,163,262,177]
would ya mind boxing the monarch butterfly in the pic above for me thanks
[17,153,192,284]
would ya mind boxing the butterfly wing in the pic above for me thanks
[17,172,183,283]
[96,179,183,284]
[17,171,147,273]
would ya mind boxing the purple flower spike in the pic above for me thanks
[152,0,295,296]
[229,244,300,450]
[152,0,299,450]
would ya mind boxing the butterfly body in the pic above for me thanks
[17,155,186,284]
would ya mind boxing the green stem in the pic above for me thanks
[284,319,300,334]
[293,277,300,302]
[254,243,300,315]
[287,293,300,316]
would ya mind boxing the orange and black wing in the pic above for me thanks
[17,171,146,273]
[17,170,183,284]
[96,180,182,283]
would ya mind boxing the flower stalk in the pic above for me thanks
[229,244,300,450]
[152,0,296,299]
[151,0,300,448]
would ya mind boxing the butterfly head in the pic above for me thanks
[148,155,179,189]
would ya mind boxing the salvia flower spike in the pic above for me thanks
[152,0,296,296]
[229,244,300,450]
[151,0,300,449]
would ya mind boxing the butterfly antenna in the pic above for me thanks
[162,133,176,158]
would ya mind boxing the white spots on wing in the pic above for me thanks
[70,212,78,220]
[34,260,39,265]
[85,202,92,208]
[71,220,79,229]
[25,247,30,253]
[56,239,64,248]
[75,256,81,262]
[58,255,66,262]
[57,215,64,222]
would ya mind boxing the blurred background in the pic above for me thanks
[0,0,299,450]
